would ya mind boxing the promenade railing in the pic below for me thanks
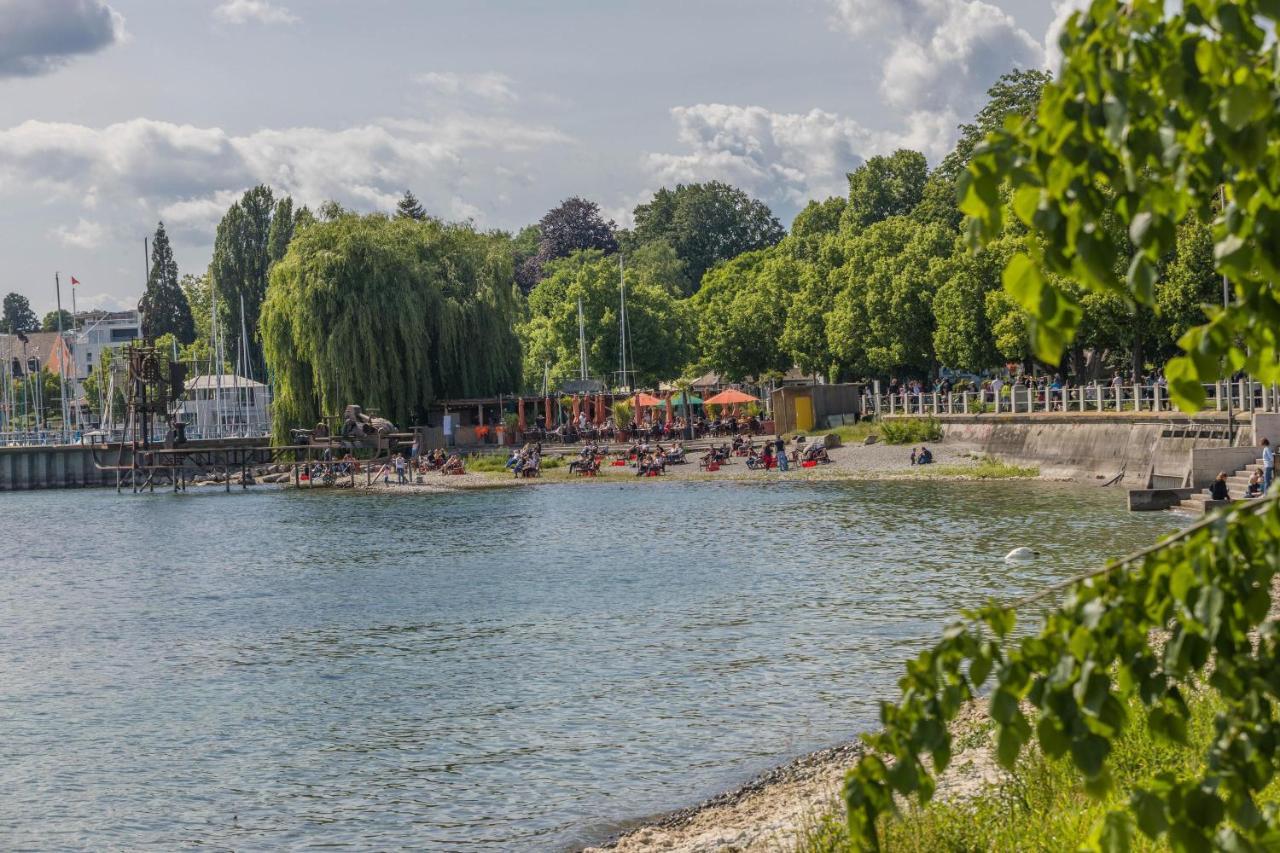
[862,379,1280,419]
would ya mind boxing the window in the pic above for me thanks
[110,328,138,342]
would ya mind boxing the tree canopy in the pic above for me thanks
[520,249,692,390]
[261,213,522,439]
[139,221,195,344]
[518,197,618,292]
[2,293,38,334]
[41,309,72,333]
[209,185,298,376]
[631,181,784,294]
[843,149,929,233]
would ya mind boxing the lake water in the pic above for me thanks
[0,480,1175,850]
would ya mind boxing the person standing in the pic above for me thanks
[1263,438,1274,494]
[775,435,788,471]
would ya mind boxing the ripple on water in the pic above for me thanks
[0,480,1173,850]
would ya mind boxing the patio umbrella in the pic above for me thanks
[572,395,580,423]
[665,394,673,426]
[544,396,552,427]
[517,398,526,432]
[596,393,606,426]
[669,392,702,406]
[702,388,759,406]
[632,392,663,408]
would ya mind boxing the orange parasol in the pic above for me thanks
[517,398,527,432]
[703,389,759,406]
[544,396,552,427]
[632,392,663,408]
[572,395,580,422]
[596,393,606,426]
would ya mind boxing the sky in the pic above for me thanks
[0,0,1085,315]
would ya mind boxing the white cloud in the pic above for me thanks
[415,71,518,104]
[644,0,1047,210]
[0,0,125,77]
[0,115,571,240]
[1044,0,1091,73]
[212,0,298,26]
[50,217,105,249]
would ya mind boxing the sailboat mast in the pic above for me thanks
[577,297,588,381]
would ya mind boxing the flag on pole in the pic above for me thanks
[70,277,80,286]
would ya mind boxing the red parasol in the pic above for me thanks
[544,396,552,427]
[517,398,526,432]
[596,393,606,426]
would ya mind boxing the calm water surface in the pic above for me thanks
[0,480,1174,850]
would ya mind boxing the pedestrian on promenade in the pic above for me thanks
[1263,438,1274,493]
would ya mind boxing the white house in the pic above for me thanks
[177,374,272,439]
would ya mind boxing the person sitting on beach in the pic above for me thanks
[1246,469,1264,498]
[1209,471,1230,501]
[442,454,465,475]
[918,446,934,465]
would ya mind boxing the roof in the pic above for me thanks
[0,332,71,365]
[186,374,268,390]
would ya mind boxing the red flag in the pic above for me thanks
[70,277,80,286]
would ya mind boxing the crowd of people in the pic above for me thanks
[527,411,765,444]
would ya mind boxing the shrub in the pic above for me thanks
[880,417,942,444]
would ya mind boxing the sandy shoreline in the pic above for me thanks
[340,438,1033,495]
[580,702,999,853]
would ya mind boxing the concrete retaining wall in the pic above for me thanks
[937,414,1242,486]
[0,437,273,491]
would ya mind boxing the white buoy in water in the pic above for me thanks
[1005,547,1039,562]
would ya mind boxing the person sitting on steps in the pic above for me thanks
[1210,471,1230,501]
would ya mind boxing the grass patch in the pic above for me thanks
[467,452,565,473]
[916,455,1039,480]
[880,417,943,444]
[799,690,1271,852]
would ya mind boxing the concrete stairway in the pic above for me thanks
[1177,456,1266,514]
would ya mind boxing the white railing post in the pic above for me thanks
[962,391,970,414]
[1096,383,1104,413]
[872,381,882,419]
[932,392,939,416]
[1154,382,1162,413]
[889,394,896,416]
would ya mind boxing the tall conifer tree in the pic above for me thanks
[139,222,195,344]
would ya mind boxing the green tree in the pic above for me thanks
[632,181,784,294]
[520,249,692,389]
[692,248,810,380]
[842,150,928,233]
[791,197,847,239]
[139,222,195,344]
[511,223,543,292]
[827,217,952,377]
[209,185,297,374]
[261,214,522,439]
[932,240,1013,373]
[915,71,1051,231]
[2,293,38,333]
[267,196,298,264]
[395,189,427,221]
[41,309,72,332]
[1155,218,1221,356]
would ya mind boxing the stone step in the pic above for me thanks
[1178,497,1233,514]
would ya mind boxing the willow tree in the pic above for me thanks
[261,213,521,440]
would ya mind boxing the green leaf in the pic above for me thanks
[1086,810,1135,853]
[1131,789,1169,838]
[1165,356,1207,412]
